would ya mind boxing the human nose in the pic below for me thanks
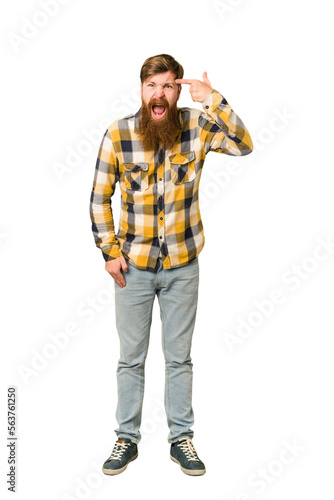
[154,85,165,97]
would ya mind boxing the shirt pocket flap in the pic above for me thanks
[169,151,195,165]
[124,162,149,172]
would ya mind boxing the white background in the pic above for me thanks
[1,0,334,498]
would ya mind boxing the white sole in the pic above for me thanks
[102,453,138,475]
[170,455,206,476]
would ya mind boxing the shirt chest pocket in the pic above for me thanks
[123,162,149,191]
[169,151,196,185]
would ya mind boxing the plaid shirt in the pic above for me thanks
[90,89,253,271]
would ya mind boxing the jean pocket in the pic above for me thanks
[123,162,149,191]
[169,150,196,185]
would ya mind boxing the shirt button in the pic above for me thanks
[159,236,163,239]
[160,216,163,220]
[205,105,209,109]
[159,178,162,181]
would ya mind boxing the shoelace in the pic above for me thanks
[177,438,200,462]
[108,442,130,461]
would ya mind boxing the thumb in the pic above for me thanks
[121,256,128,272]
[202,71,212,86]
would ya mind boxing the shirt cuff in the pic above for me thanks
[202,89,226,112]
[102,245,122,262]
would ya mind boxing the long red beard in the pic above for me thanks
[137,97,181,151]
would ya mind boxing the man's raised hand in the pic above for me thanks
[175,72,213,103]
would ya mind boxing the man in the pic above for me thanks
[90,54,253,476]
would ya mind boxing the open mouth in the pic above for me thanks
[151,104,167,120]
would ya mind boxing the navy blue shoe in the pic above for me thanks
[170,438,206,476]
[102,439,138,475]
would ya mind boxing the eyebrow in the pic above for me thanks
[146,81,175,85]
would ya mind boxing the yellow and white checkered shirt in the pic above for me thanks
[90,89,253,271]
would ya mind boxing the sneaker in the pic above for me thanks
[102,438,138,475]
[170,438,206,476]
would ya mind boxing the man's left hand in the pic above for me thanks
[175,72,213,103]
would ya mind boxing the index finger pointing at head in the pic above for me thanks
[174,79,195,85]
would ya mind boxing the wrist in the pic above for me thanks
[201,89,213,104]
[202,90,213,109]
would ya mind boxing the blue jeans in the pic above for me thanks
[114,257,199,444]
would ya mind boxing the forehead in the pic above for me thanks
[144,71,176,84]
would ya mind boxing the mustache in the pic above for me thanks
[148,97,170,109]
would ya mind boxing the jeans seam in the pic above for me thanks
[136,299,154,438]
[161,305,173,436]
